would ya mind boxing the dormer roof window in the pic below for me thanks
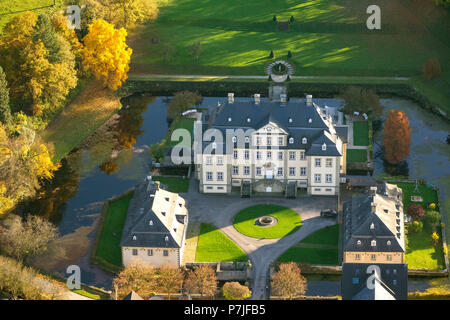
[322,143,326,151]
[246,117,251,123]
[371,240,376,247]
[245,136,250,143]
[288,118,293,123]
[308,118,312,123]
[149,220,153,226]
[132,235,137,241]
[228,117,232,122]
[357,240,362,245]
[370,222,375,230]
[232,136,237,143]
[289,137,294,144]
[302,137,307,144]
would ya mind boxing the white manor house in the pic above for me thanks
[193,94,349,196]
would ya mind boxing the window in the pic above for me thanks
[314,174,321,183]
[244,150,249,160]
[206,172,213,181]
[300,151,305,160]
[256,151,261,160]
[326,174,332,183]
[371,254,376,261]
[132,249,138,256]
[256,167,262,176]
[300,167,306,176]
[278,137,283,146]
[325,188,332,192]
[232,136,237,143]
[289,137,294,144]
[302,137,307,144]
[244,166,250,175]
[267,137,272,146]
[217,157,223,165]
[233,150,238,159]
[355,254,361,261]
[314,188,321,191]
[371,240,377,247]
[387,254,392,261]
[233,166,239,175]
[326,158,332,167]
[256,137,261,145]
[357,240,362,245]
[315,158,321,167]
[245,136,250,143]
[393,280,397,286]
[163,250,169,257]
[352,278,359,284]
[148,249,153,256]
[217,172,223,181]
[266,151,272,160]
[288,118,292,123]
[278,152,283,160]
[277,168,283,176]
[289,167,295,176]
[206,156,212,165]
[322,143,327,151]
[289,151,295,160]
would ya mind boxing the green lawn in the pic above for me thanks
[233,204,302,239]
[94,192,133,268]
[152,176,190,193]
[277,224,340,265]
[346,149,367,163]
[195,223,248,262]
[352,121,369,146]
[395,182,445,270]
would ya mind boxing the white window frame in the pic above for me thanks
[300,167,306,176]
[233,150,238,159]
[278,151,283,160]
[266,151,272,160]
[277,167,283,176]
[314,174,321,183]
[217,172,223,181]
[289,151,295,160]
[326,174,332,183]
[244,150,249,160]
[289,167,295,176]
[326,158,332,167]
[256,167,262,176]
[244,166,250,175]
[232,166,239,175]
[206,172,213,181]
[315,158,321,167]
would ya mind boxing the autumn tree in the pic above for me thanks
[81,19,132,90]
[0,66,12,128]
[421,59,441,80]
[166,91,202,121]
[184,265,218,298]
[407,204,426,221]
[340,86,383,118]
[113,260,157,298]
[382,109,411,164]
[222,282,251,300]
[0,215,59,262]
[107,0,159,28]
[157,263,184,300]
[271,263,307,300]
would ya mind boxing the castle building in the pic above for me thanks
[194,94,348,196]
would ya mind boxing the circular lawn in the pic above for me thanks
[233,204,302,239]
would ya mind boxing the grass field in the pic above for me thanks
[395,182,445,270]
[152,176,190,193]
[94,192,133,268]
[346,149,367,163]
[195,223,248,262]
[352,121,369,146]
[233,204,302,239]
[277,224,339,265]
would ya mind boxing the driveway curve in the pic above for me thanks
[183,181,338,300]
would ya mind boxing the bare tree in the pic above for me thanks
[271,263,307,300]
[0,215,58,262]
[113,260,157,298]
[184,265,217,298]
[157,263,184,300]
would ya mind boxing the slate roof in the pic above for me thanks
[342,183,405,253]
[201,97,347,156]
[123,291,144,300]
[341,263,408,300]
[120,178,188,249]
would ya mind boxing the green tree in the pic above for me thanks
[408,220,423,233]
[426,210,441,231]
[222,282,251,300]
[166,91,202,121]
[33,14,61,64]
[0,66,12,127]
[340,86,383,118]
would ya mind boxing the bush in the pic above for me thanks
[269,50,274,59]
[428,203,436,210]
[290,16,295,23]
[409,221,423,233]
[272,15,277,22]
[287,50,292,59]
[222,282,251,300]
[426,210,441,230]
[407,204,426,221]
[421,59,442,80]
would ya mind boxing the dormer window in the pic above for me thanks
[371,240,376,247]
[308,118,312,123]
[149,220,153,226]
[161,211,166,216]
[228,117,232,122]
[132,235,137,241]
[246,117,251,123]
[165,197,169,201]
[245,136,250,143]
[289,137,294,144]
[232,136,237,143]
[322,143,326,151]
[288,118,293,123]
[165,235,169,242]
[302,137,307,144]
[357,240,362,245]
[370,222,375,230]
[387,240,391,246]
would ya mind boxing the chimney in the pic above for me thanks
[254,93,260,105]
[369,186,377,195]
[280,94,287,104]
[228,92,234,104]
[306,94,313,106]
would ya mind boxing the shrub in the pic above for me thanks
[421,59,442,80]
[273,15,277,22]
[426,210,441,230]
[431,232,439,246]
[428,203,436,209]
[409,221,423,233]
[287,50,292,59]
[222,282,251,300]
[269,50,274,59]
[290,16,295,23]
[407,204,426,221]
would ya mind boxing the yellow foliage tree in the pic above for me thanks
[82,19,132,90]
